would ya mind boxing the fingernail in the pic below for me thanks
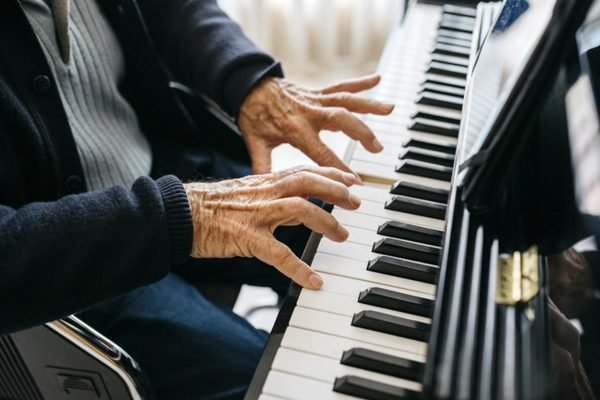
[370,138,384,152]
[349,194,361,208]
[337,225,349,241]
[308,274,324,289]
[386,103,396,112]
[342,173,356,185]
[354,173,364,185]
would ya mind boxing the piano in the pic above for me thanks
[245,0,594,399]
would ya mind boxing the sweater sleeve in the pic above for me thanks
[0,175,192,335]
[135,0,284,118]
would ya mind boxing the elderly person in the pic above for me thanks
[0,0,392,398]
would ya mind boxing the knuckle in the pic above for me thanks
[314,145,334,163]
[337,93,353,103]
[334,107,352,120]
[272,245,290,263]
[286,197,307,212]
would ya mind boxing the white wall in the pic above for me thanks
[218,0,405,85]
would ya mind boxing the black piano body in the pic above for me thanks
[246,0,597,399]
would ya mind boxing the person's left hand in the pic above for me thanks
[238,74,394,176]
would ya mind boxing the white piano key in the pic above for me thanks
[319,238,439,266]
[349,184,391,203]
[351,159,452,189]
[312,252,437,296]
[353,147,401,167]
[351,199,446,231]
[346,225,388,246]
[289,307,427,355]
[281,326,426,363]
[271,348,423,391]
[356,141,404,157]
[297,286,431,323]
[369,124,459,145]
[334,208,392,231]
[414,104,463,121]
[367,125,460,146]
[319,272,434,301]
[263,371,354,400]
[259,396,286,400]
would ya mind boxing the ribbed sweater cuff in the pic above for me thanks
[223,61,284,119]
[156,175,193,265]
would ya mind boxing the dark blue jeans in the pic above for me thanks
[78,224,310,400]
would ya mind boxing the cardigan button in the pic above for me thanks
[33,75,52,94]
[65,175,84,194]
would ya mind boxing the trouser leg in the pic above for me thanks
[78,273,267,400]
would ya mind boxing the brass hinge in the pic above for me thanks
[496,246,540,305]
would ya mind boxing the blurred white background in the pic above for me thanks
[218,0,403,86]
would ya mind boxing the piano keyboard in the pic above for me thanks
[247,3,500,400]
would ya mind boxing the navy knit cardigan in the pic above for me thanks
[0,0,283,334]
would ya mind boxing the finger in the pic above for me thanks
[319,93,394,115]
[245,139,273,174]
[270,198,349,242]
[253,237,323,289]
[317,107,383,153]
[296,135,357,177]
[320,74,382,95]
[275,171,361,210]
[274,165,358,186]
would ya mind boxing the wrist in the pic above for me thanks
[184,183,210,258]
[225,62,284,120]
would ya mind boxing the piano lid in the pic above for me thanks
[455,0,592,211]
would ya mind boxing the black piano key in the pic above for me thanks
[402,138,456,154]
[437,28,473,41]
[433,43,471,57]
[372,238,440,265]
[410,109,461,125]
[418,83,465,98]
[396,160,453,181]
[442,4,477,18]
[436,36,472,50]
[390,181,449,204]
[334,375,421,400]
[430,53,469,68]
[358,287,433,318]
[408,117,460,137]
[426,62,468,78]
[416,92,463,110]
[368,256,438,284]
[399,147,455,167]
[438,21,474,34]
[385,195,447,220]
[341,347,426,381]
[377,221,443,246]
[423,73,466,89]
[352,310,430,341]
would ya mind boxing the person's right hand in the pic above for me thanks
[184,166,361,290]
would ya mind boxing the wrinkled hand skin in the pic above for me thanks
[238,75,395,176]
[184,166,361,289]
